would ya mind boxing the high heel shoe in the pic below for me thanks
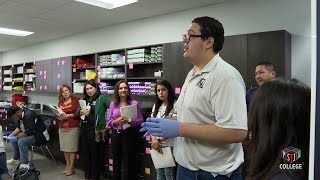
[65,169,74,176]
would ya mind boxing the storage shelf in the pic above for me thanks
[74,79,87,82]
[99,64,125,68]
[99,78,125,81]
[24,72,36,74]
[127,77,162,80]
[74,67,95,70]
[127,61,162,65]
[12,73,24,75]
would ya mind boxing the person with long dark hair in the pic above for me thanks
[107,80,143,180]
[79,79,110,180]
[246,78,310,180]
[150,80,177,180]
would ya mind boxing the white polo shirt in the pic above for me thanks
[174,54,247,176]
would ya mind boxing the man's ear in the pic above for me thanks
[205,37,214,49]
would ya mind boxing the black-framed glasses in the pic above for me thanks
[182,34,203,43]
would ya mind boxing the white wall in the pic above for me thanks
[0,0,312,103]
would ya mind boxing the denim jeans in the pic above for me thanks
[12,135,35,164]
[0,152,8,178]
[156,167,175,180]
[176,164,243,180]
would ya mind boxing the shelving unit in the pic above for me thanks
[2,65,13,91]
[23,62,36,92]
[72,54,96,93]
[1,62,36,93]
[0,67,2,90]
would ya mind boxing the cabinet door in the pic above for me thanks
[50,57,72,92]
[0,66,2,90]
[247,30,291,89]
[35,60,44,91]
[42,60,53,92]
[58,57,72,90]
[163,42,193,90]
[220,34,248,86]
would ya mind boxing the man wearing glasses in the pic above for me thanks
[6,106,49,169]
[141,16,247,179]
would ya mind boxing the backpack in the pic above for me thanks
[13,164,40,180]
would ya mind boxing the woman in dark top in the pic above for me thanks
[246,78,310,180]
[79,80,110,180]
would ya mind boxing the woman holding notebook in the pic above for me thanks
[79,80,110,180]
[107,80,143,180]
[150,80,177,180]
[57,84,80,176]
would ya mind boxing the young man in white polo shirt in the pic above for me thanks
[141,16,247,180]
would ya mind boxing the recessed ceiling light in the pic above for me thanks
[74,0,138,9]
[0,27,34,37]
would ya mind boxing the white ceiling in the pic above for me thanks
[0,0,224,53]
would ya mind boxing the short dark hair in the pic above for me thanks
[7,106,22,118]
[192,16,224,53]
[256,62,276,73]
[247,78,310,179]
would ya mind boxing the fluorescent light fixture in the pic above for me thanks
[0,27,34,37]
[74,0,138,9]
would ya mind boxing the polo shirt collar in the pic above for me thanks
[191,53,220,76]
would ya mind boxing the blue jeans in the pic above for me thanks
[157,167,175,180]
[0,152,8,178]
[12,135,35,164]
[176,164,243,180]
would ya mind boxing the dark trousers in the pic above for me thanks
[111,127,140,180]
[80,129,104,180]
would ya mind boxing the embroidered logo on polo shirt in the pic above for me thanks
[196,78,206,88]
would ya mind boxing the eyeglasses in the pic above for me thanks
[182,34,203,43]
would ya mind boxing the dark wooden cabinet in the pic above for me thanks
[220,34,248,85]
[220,30,291,90]
[0,66,2,90]
[51,57,72,92]
[35,60,44,92]
[163,41,193,91]
[247,30,291,88]
[36,57,72,93]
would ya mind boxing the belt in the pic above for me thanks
[113,129,129,134]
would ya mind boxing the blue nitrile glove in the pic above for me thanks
[8,134,14,138]
[140,118,180,138]
[7,136,17,143]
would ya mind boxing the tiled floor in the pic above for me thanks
[6,144,85,180]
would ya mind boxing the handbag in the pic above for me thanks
[14,164,40,180]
